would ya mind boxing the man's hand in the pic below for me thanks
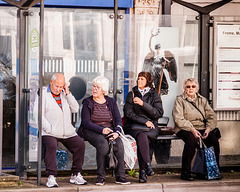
[64,83,70,95]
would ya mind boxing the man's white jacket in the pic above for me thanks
[42,85,79,138]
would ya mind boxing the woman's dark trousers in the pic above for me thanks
[177,129,220,174]
[83,129,125,179]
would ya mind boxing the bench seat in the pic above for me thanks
[157,134,180,140]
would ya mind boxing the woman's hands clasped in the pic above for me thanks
[192,129,210,139]
[102,127,119,140]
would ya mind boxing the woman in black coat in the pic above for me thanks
[123,71,164,183]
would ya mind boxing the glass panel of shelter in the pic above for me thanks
[0,7,18,169]
[25,9,117,170]
[125,14,199,127]
[0,7,200,170]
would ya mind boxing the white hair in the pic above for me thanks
[92,76,109,95]
[51,73,64,81]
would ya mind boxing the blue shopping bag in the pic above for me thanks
[56,150,68,170]
[204,146,221,180]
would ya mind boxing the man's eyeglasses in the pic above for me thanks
[186,85,197,89]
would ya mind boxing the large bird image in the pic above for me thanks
[143,28,177,95]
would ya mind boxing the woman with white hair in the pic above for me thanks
[173,78,220,181]
[78,76,130,186]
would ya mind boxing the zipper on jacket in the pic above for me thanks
[62,110,65,137]
[61,94,65,138]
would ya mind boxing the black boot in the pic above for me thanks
[180,170,194,181]
[139,170,147,183]
[145,163,155,176]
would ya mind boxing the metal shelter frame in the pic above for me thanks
[113,0,119,100]
[172,0,232,99]
[1,0,121,186]
[2,0,44,185]
[0,0,233,186]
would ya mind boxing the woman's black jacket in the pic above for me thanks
[123,86,164,139]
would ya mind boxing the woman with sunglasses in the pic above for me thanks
[172,78,220,181]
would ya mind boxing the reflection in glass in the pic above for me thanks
[0,6,205,169]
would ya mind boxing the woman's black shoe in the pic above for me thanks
[181,172,194,181]
[196,173,208,180]
[139,170,147,183]
[145,163,155,176]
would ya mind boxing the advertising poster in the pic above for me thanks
[214,23,240,110]
[140,27,179,126]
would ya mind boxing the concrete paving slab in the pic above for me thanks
[0,169,239,192]
[163,181,240,192]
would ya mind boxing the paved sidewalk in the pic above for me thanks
[0,169,240,192]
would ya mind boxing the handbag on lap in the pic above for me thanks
[131,123,150,131]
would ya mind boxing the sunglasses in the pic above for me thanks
[186,85,197,89]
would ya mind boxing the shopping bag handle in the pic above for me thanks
[198,137,207,149]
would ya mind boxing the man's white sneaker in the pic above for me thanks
[70,172,87,185]
[46,175,59,188]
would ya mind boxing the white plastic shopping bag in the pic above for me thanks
[119,128,137,170]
